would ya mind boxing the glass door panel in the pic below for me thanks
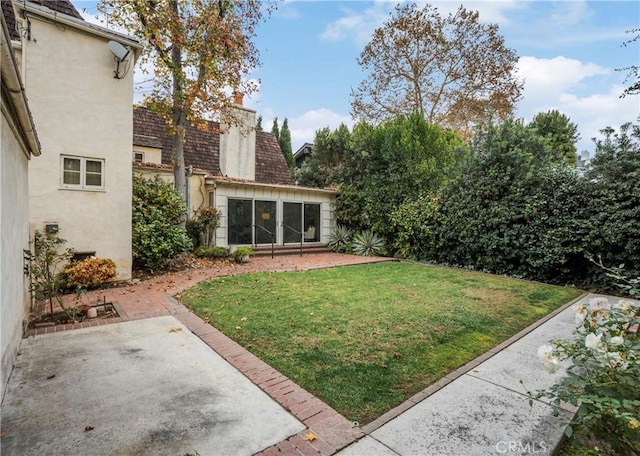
[254,200,276,244]
[283,202,302,244]
[228,199,252,244]
[303,204,321,242]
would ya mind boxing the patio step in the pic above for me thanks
[251,244,332,257]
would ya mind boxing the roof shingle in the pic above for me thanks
[2,0,84,41]
[133,106,295,187]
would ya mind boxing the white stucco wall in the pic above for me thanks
[133,146,162,164]
[20,14,134,279]
[214,182,336,247]
[0,113,31,399]
[219,106,256,181]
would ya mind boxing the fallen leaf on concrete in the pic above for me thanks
[303,432,317,442]
[46,374,55,380]
[84,425,94,432]
[169,327,182,333]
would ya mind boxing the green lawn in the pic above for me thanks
[180,261,581,424]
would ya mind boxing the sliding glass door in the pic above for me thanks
[283,202,302,244]
[254,200,277,244]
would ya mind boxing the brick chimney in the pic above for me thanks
[219,93,256,180]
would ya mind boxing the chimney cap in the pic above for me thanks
[233,91,244,106]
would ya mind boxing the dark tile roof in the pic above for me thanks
[2,1,20,40]
[133,106,295,186]
[2,0,84,41]
[133,106,220,175]
[256,131,296,186]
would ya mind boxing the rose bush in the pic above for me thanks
[535,296,640,454]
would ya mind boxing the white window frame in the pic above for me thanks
[60,156,105,191]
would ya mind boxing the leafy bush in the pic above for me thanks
[431,119,592,282]
[389,194,440,259]
[583,123,640,285]
[132,174,192,270]
[352,230,385,256]
[63,257,116,288]
[194,245,228,259]
[534,293,640,454]
[328,225,353,252]
[187,207,222,248]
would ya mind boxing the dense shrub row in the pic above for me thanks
[410,122,640,288]
[309,115,639,290]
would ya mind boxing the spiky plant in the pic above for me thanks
[352,230,385,256]
[328,225,353,252]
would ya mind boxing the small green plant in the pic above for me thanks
[232,247,253,263]
[533,291,640,454]
[194,245,228,259]
[62,257,116,289]
[187,207,222,248]
[23,231,74,317]
[352,230,385,256]
[328,225,353,253]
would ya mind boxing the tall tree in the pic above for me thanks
[256,114,263,131]
[100,0,272,210]
[279,118,295,170]
[351,3,522,136]
[271,117,280,140]
[618,28,639,97]
[528,110,579,166]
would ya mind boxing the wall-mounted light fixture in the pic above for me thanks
[108,40,132,79]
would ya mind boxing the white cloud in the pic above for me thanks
[549,0,592,26]
[515,55,636,152]
[320,1,390,46]
[321,0,526,46]
[517,56,610,96]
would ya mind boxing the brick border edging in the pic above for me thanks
[360,291,589,434]
[172,304,365,456]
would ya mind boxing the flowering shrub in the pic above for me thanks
[535,296,640,453]
[63,257,117,288]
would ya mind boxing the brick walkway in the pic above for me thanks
[24,252,392,455]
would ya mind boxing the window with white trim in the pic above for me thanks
[61,156,105,190]
[133,151,144,162]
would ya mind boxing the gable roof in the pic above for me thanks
[2,0,83,41]
[133,106,295,187]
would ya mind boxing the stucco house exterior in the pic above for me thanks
[3,0,141,281]
[1,11,41,398]
[133,101,337,249]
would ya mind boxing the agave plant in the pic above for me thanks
[352,230,385,256]
[328,225,353,252]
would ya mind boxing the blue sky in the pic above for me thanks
[79,1,640,155]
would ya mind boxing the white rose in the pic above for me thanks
[585,332,603,350]
[610,336,624,345]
